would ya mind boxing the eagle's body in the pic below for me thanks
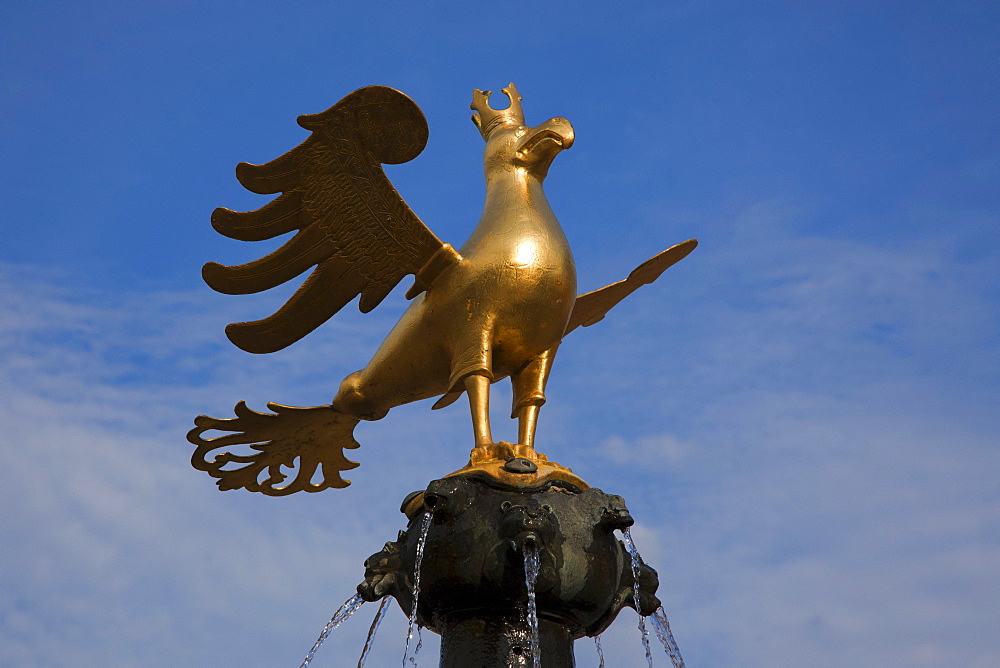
[189,85,696,495]
[335,127,577,431]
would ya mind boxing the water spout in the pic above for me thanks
[523,541,542,667]
[300,592,366,667]
[402,511,433,666]
[622,528,654,667]
[594,635,606,667]
[357,595,390,667]
[649,607,685,668]
[410,625,424,665]
[621,528,685,668]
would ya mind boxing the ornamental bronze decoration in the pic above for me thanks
[188,84,697,495]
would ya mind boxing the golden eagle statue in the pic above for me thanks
[189,84,697,495]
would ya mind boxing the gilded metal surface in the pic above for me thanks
[444,442,590,491]
[189,84,697,495]
[202,86,443,354]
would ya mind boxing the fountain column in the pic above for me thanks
[358,447,663,667]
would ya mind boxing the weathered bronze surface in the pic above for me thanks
[360,479,661,667]
[188,84,697,495]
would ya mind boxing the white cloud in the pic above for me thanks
[0,264,449,666]
[550,197,998,665]
[1,188,997,668]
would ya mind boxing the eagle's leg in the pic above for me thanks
[517,404,541,449]
[511,346,559,449]
[464,372,494,447]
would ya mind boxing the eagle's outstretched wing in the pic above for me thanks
[203,86,457,354]
[564,239,698,335]
[188,401,361,495]
[431,239,698,411]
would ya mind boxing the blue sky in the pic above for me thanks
[1,1,997,665]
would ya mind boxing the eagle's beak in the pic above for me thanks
[515,117,575,175]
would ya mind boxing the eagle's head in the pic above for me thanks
[471,83,575,180]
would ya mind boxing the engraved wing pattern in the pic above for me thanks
[203,86,446,354]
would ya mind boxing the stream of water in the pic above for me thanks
[594,635,606,667]
[523,542,542,667]
[621,527,686,668]
[299,592,366,667]
[402,511,433,666]
[649,606,686,668]
[622,528,654,667]
[410,625,424,665]
[357,595,390,667]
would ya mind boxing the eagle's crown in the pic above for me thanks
[471,83,525,139]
